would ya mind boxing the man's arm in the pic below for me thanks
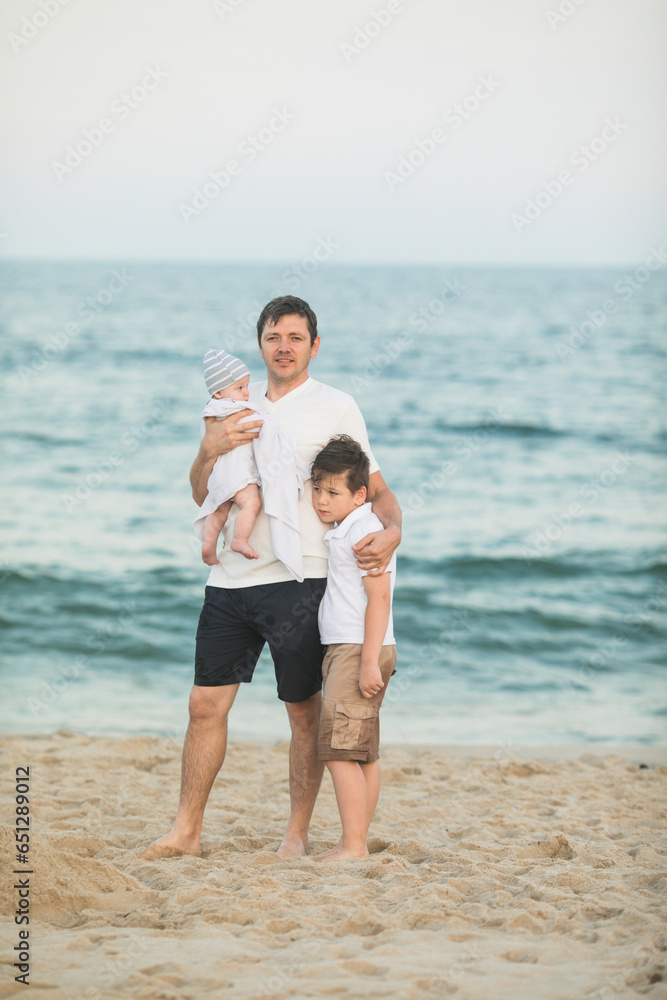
[351,470,402,575]
[190,410,263,505]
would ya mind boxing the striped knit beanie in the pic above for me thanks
[203,349,250,396]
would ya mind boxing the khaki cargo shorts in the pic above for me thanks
[318,643,397,763]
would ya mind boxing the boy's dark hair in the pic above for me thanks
[311,435,370,494]
[257,296,318,346]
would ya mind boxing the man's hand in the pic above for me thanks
[191,410,263,505]
[352,525,401,574]
[201,409,263,461]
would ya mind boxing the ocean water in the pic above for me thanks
[1,260,665,746]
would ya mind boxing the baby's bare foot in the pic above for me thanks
[201,546,219,566]
[230,540,259,560]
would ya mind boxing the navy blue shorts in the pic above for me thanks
[194,579,326,703]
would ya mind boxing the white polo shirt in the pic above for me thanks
[206,377,380,589]
[318,502,396,646]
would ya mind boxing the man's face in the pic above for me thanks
[258,313,320,384]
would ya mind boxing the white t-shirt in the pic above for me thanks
[206,377,380,589]
[318,502,396,646]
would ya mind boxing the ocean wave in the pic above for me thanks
[397,552,667,579]
[397,553,591,578]
[433,419,565,437]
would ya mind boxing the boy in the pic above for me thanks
[195,349,304,581]
[311,434,397,861]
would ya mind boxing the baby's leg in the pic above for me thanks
[201,500,232,565]
[230,483,262,560]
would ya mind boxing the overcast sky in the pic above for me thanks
[1,0,665,266]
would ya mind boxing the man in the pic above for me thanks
[141,295,401,860]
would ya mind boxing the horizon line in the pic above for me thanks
[0,255,657,271]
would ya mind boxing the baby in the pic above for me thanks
[198,350,262,564]
[194,349,305,582]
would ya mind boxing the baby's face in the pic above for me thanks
[214,376,250,402]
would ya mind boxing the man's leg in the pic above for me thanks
[139,683,238,859]
[278,692,325,857]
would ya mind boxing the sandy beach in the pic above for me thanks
[1,732,666,1000]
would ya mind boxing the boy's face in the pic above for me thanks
[312,473,366,525]
[214,375,250,402]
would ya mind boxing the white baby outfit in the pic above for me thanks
[194,397,306,582]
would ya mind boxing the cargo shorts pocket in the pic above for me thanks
[331,702,377,751]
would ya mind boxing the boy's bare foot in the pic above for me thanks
[313,844,369,862]
[276,834,308,858]
[139,831,201,861]
[230,540,259,560]
[201,547,220,566]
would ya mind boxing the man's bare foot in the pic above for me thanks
[230,540,259,560]
[201,545,219,566]
[276,835,307,858]
[314,844,369,862]
[139,831,201,861]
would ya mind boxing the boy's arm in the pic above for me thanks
[359,571,392,698]
[352,470,401,574]
[190,410,263,505]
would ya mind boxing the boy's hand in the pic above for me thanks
[359,662,384,699]
[201,409,263,461]
[353,526,400,575]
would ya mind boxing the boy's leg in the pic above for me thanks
[316,759,370,860]
[314,645,396,861]
[230,483,262,560]
[315,760,380,859]
[360,760,380,834]
[201,501,232,565]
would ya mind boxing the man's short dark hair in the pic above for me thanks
[311,435,370,494]
[257,296,318,346]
